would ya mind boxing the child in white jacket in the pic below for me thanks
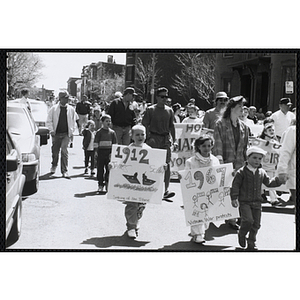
[185,135,220,243]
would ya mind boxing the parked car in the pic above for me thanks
[9,98,50,145]
[6,129,26,246]
[7,102,47,196]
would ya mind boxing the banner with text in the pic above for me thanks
[179,163,239,226]
[249,136,288,191]
[171,124,214,177]
[107,145,166,204]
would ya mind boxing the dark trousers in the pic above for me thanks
[238,202,262,245]
[97,149,111,186]
[84,149,95,169]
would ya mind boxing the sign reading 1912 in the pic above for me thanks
[179,163,240,226]
[107,145,167,204]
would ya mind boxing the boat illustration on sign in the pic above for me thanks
[142,173,156,186]
[123,172,140,184]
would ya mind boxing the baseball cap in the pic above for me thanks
[123,87,137,96]
[216,91,228,99]
[246,146,267,157]
[279,98,292,106]
[59,91,70,99]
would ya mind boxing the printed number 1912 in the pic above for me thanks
[115,146,149,164]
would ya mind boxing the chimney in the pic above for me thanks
[107,55,113,63]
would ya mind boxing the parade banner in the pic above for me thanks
[249,136,288,191]
[171,124,214,177]
[248,123,263,137]
[107,145,166,204]
[179,163,239,226]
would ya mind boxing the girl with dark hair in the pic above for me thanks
[213,96,250,230]
[185,135,220,243]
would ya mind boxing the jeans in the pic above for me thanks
[124,202,146,230]
[113,125,131,145]
[238,201,262,245]
[97,149,111,186]
[84,150,95,170]
[51,133,70,174]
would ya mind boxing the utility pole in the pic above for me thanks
[150,53,155,104]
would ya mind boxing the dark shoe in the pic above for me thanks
[69,143,73,148]
[238,234,246,248]
[84,168,88,174]
[164,191,175,198]
[246,244,258,251]
[91,169,95,176]
[226,220,240,230]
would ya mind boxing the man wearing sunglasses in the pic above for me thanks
[203,91,229,130]
[142,87,176,201]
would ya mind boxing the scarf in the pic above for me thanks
[195,152,212,167]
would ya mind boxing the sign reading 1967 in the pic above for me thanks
[115,146,149,164]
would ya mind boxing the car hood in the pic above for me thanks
[10,133,36,154]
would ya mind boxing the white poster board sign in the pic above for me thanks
[107,145,166,204]
[179,163,239,226]
[171,124,213,176]
[249,136,288,191]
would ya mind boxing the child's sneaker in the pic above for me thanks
[127,229,137,239]
[193,234,205,244]
[98,185,104,192]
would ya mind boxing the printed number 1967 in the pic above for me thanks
[115,146,149,164]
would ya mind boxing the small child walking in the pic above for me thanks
[230,146,284,251]
[94,114,117,192]
[82,120,96,176]
[258,121,281,206]
[123,125,152,238]
[185,135,220,244]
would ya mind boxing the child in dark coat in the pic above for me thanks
[230,146,284,250]
[82,120,96,176]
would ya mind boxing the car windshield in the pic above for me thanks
[7,106,34,138]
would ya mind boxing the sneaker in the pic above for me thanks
[193,234,205,244]
[164,191,175,198]
[127,229,137,239]
[62,172,70,178]
[91,169,95,176]
[50,166,57,174]
[84,168,88,174]
[98,185,104,192]
[270,199,282,206]
[238,234,246,248]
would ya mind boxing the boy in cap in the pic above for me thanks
[230,146,285,250]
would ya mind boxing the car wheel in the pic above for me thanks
[6,198,22,247]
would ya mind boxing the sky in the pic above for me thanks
[33,52,127,96]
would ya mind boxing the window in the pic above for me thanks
[223,78,231,95]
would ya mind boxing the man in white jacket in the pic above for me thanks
[277,121,296,205]
[46,91,77,178]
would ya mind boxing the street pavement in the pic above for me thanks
[7,132,296,251]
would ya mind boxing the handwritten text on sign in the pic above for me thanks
[107,145,166,204]
[179,163,239,226]
[171,124,214,171]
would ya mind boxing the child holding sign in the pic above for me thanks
[123,124,152,238]
[185,135,220,244]
[230,146,284,250]
[258,121,281,206]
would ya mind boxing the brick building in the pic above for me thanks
[215,52,296,113]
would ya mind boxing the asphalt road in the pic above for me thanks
[7,132,296,251]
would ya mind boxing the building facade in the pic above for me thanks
[125,51,297,113]
[215,52,296,113]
